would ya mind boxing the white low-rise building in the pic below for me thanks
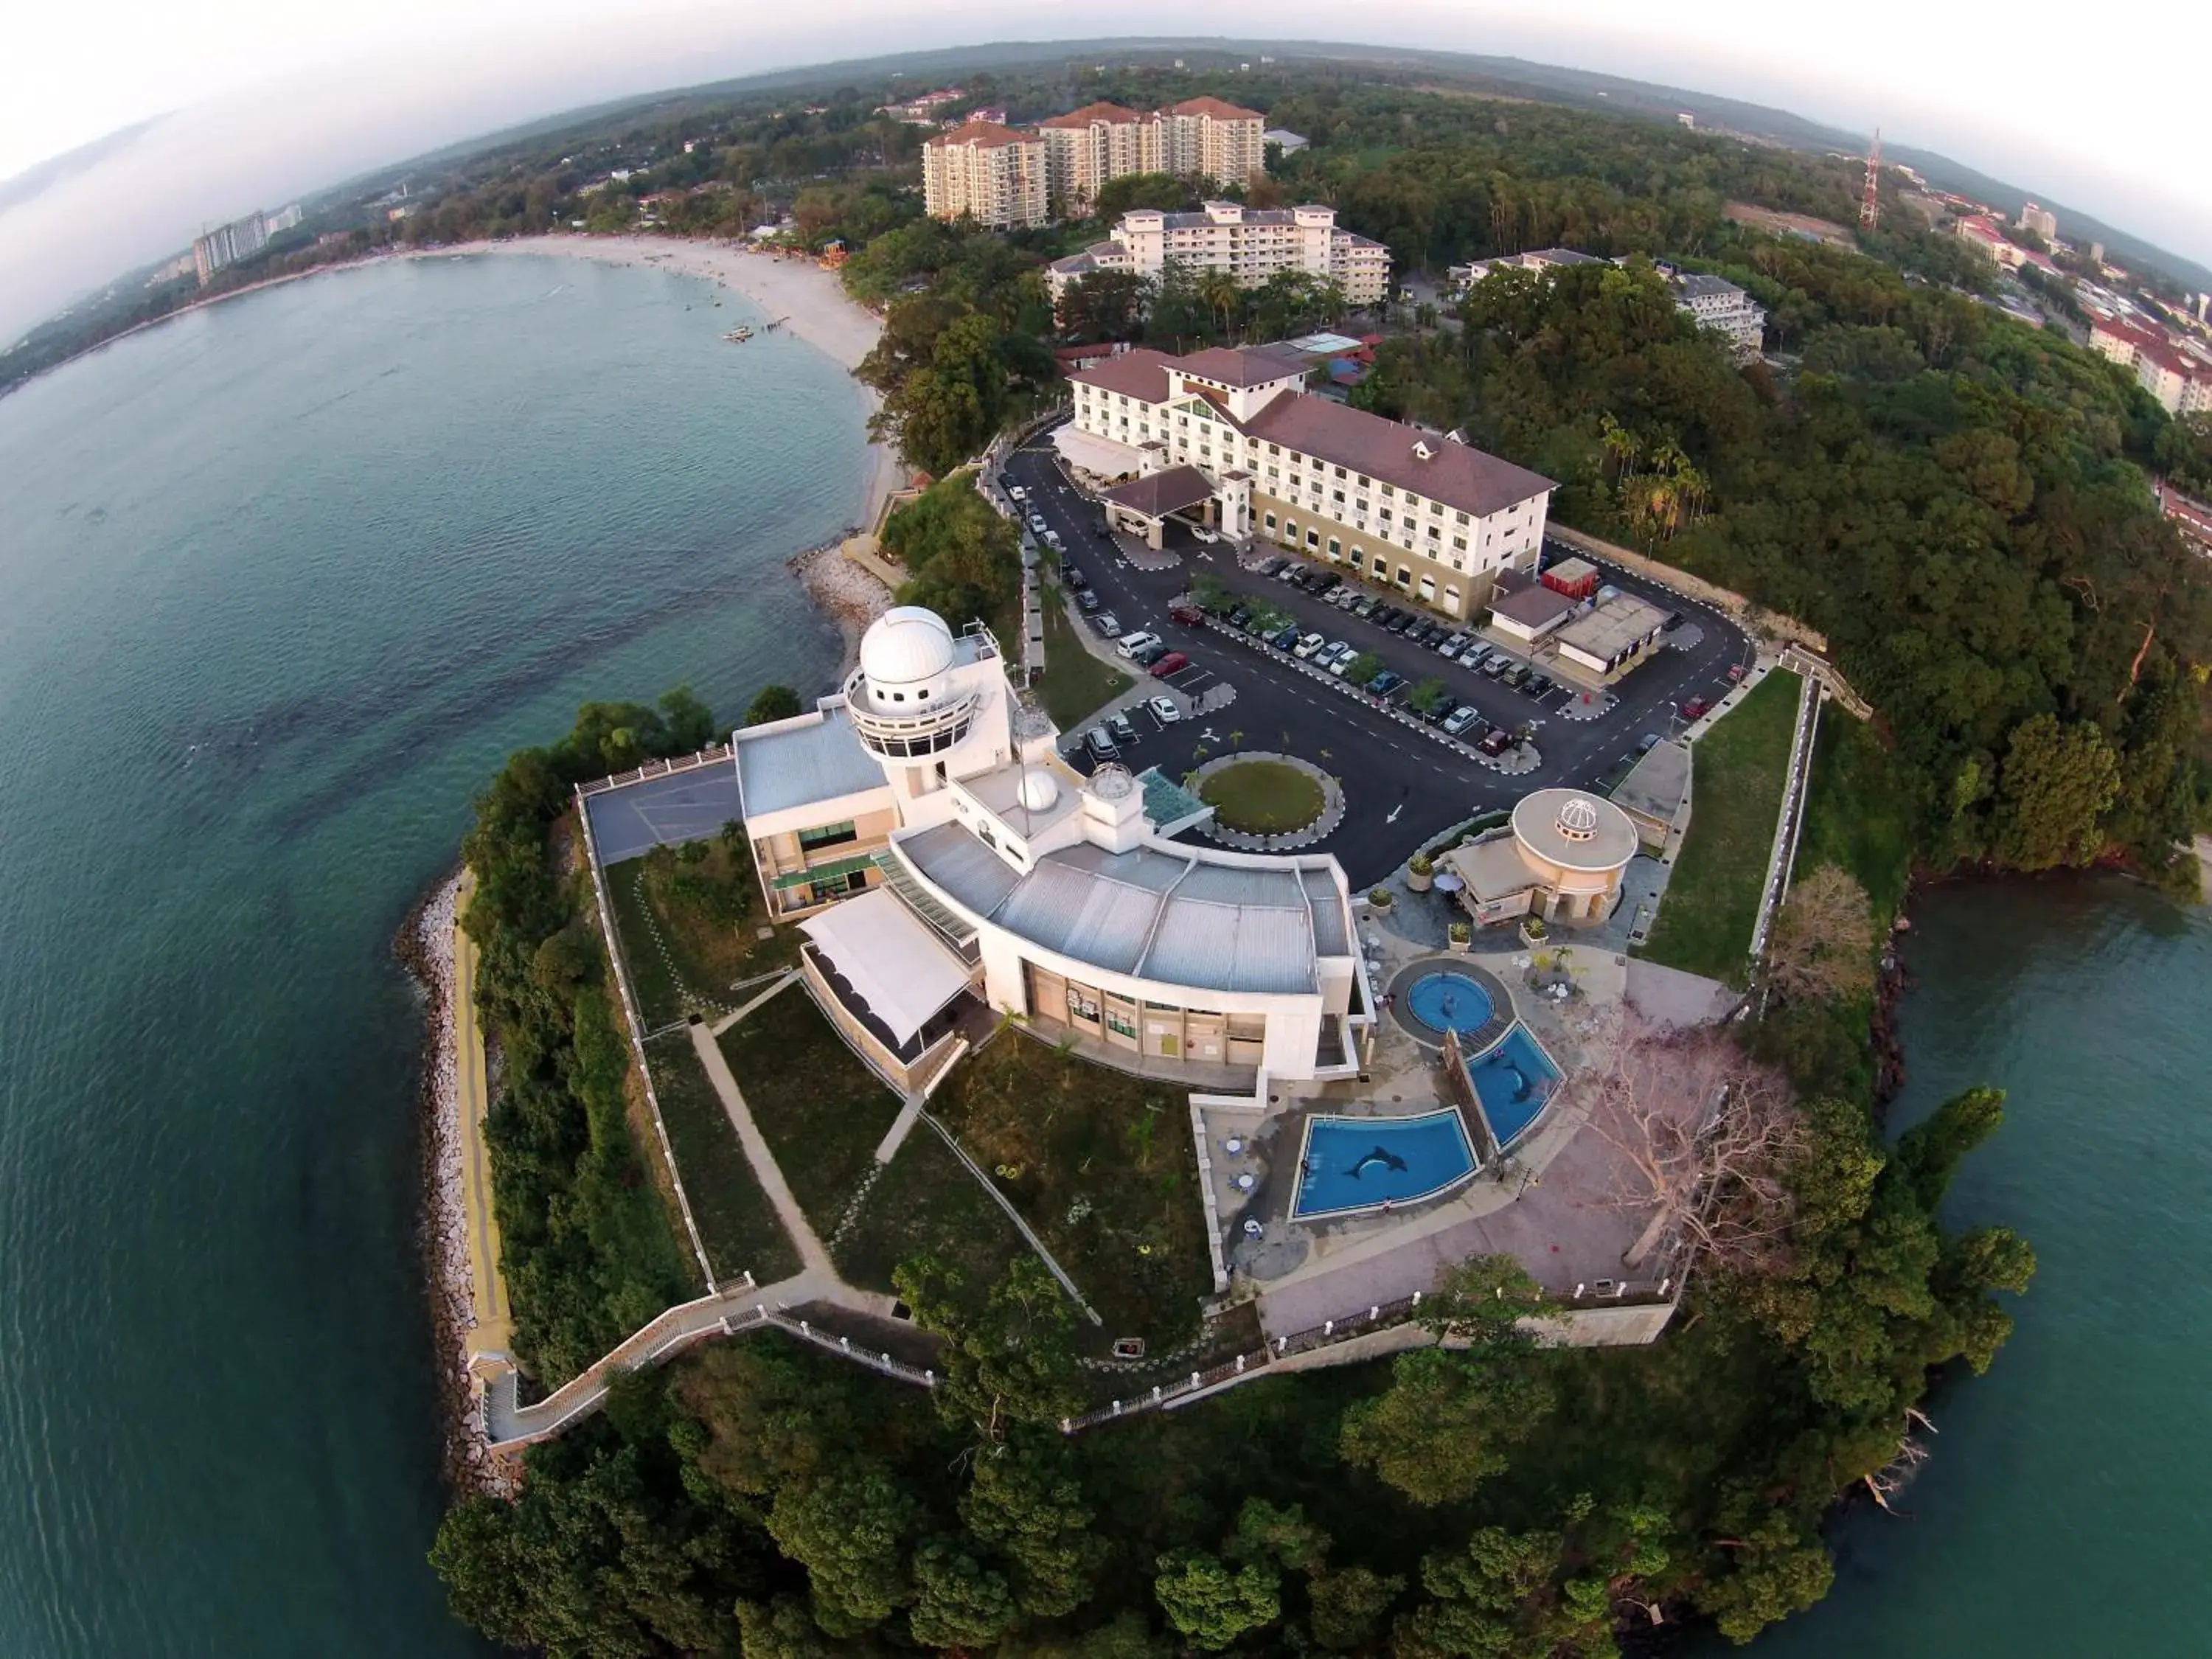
[1669,273,1766,359]
[729,607,1371,1085]
[1062,344,1554,621]
[1050,201,1390,306]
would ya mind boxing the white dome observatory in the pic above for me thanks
[859,607,956,705]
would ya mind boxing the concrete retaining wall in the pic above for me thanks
[1547,524,1828,654]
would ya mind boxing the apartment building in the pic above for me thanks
[1671,272,1767,359]
[1048,202,1390,305]
[1034,97,1265,214]
[1062,344,1554,622]
[920,121,1048,229]
[2017,202,2057,240]
[2090,315,2212,414]
[1447,247,1607,291]
[192,211,269,285]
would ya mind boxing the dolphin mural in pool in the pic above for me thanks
[1347,1146,1409,1180]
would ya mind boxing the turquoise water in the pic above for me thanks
[1464,1023,1562,1148]
[1404,970,1496,1036]
[1293,1110,1478,1217]
[1739,878,2212,1655]
[0,254,860,1656]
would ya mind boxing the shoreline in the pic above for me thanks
[395,872,517,1499]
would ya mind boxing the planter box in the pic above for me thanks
[1518,919,1548,947]
[1448,933,1471,954]
[1405,868,1433,893]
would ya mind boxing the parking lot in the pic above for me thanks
[1001,429,1752,883]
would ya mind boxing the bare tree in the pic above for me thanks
[1764,864,1876,1006]
[1571,1009,1806,1270]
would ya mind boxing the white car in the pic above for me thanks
[1189,526,1220,545]
[1029,514,1048,535]
[1009,485,1026,501]
[1293,632,1326,660]
[1326,643,1358,675]
[1116,630,1164,659]
[1148,696,1181,724]
[1043,529,1063,550]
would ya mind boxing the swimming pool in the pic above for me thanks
[1291,1108,1479,1220]
[1404,970,1495,1037]
[1463,1023,1564,1149]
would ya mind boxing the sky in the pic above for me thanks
[4,0,2208,338]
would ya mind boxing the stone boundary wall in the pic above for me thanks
[1545,523,1829,654]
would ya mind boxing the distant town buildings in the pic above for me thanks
[1446,248,1606,290]
[266,204,303,234]
[1047,202,1391,305]
[2017,202,2057,240]
[920,121,1048,229]
[880,88,967,124]
[193,212,269,285]
[1669,271,1767,359]
[2089,313,2212,414]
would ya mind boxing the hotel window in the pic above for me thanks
[1380,484,1394,497]
[1455,510,1470,525]
[1334,465,1346,479]
[1327,536,1342,557]
[1265,512,1277,532]
[1306,528,1320,547]
[1371,553,1389,574]
[1452,535,1467,551]
[1357,474,1371,487]
[1397,565,1412,586]
[798,820,858,851]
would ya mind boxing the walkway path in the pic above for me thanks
[451,874,511,1354]
[1747,669,1823,965]
[689,1020,835,1274]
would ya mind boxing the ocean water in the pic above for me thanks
[0,254,858,1657]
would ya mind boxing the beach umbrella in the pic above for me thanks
[1433,872,1464,893]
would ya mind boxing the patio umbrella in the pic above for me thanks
[1433,871,1465,893]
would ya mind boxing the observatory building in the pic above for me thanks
[1436,788,1638,929]
[730,607,1369,1085]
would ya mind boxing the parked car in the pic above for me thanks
[1481,654,1510,678]
[1168,604,1203,626]
[1422,698,1460,727]
[1662,610,1685,632]
[1405,620,1434,646]
[1109,713,1139,747]
[1077,589,1101,612]
[1525,672,1552,698]
[1043,530,1062,551]
[1437,634,1467,661]
[1638,733,1663,754]
[1190,527,1220,545]
[1257,555,1287,576]
[1148,695,1181,724]
[1062,565,1088,589]
[1460,643,1492,669]
[1094,611,1120,636]
[1443,705,1484,737]
[1007,484,1026,501]
[1226,606,1251,629]
[1149,651,1189,678]
[1352,596,1379,618]
[1311,571,1341,596]
[1116,630,1162,659]
[1479,728,1512,757]
[1502,663,1530,689]
[1327,645,1358,676]
[1683,696,1710,720]
[1368,669,1405,699]
[1029,514,1048,535]
[1084,725,1118,761]
[1270,625,1303,651]
[1293,632,1326,659]
[1276,561,1304,582]
[1386,611,1416,634]
[1726,663,1746,683]
[1332,587,1362,609]
[1133,641,1169,667]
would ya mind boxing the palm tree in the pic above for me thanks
[1196,268,1243,342]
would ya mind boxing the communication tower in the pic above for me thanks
[1860,128,1882,230]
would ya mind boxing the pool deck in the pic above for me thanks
[1201,900,1717,1337]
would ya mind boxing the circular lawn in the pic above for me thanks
[1198,759,1326,834]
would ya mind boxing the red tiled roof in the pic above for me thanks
[927,120,1034,149]
[1067,347,1180,403]
[1169,97,1264,122]
[1172,345,1311,388]
[1102,465,1215,518]
[1240,396,1557,518]
[1038,102,1144,129]
[1491,585,1576,627]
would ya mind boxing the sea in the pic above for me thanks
[0,253,2205,1657]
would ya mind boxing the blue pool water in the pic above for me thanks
[1292,1110,1478,1218]
[1405,971,1496,1037]
[1464,1023,1564,1148]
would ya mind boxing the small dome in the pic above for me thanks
[1556,796,1601,841]
[1017,768,1062,812]
[1089,762,1136,801]
[859,606,955,692]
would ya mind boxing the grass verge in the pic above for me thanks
[604,841,799,1029]
[1200,759,1326,833]
[928,1029,1214,1347]
[1636,669,1801,986]
[1795,714,1913,921]
[834,1127,1027,1310]
[1038,587,1133,732]
[644,1031,802,1286]
[716,985,902,1238]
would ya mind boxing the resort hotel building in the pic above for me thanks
[1058,343,1555,623]
[925,97,1265,227]
[728,607,1371,1088]
[1048,202,1392,307]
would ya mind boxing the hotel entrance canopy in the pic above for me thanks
[798,888,973,1046]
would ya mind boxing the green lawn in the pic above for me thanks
[1637,669,1801,987]
[1796,714,1913,921]
[1037,585,1133,732]
[1199,759,1325,833]
[834,1126,1027,1310]
[604,840,799,1029]
[644,1032,801,1287]
[715,985,902,1239]
[928,1029,1215,1348]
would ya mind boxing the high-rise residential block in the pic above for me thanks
[920,121,1048,229]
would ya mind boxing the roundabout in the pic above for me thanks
[1189,751,1344,849]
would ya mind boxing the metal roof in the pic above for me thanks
[732,704,888,818]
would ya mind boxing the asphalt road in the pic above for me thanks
[1001,434,1751,887]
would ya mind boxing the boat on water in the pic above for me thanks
[723,325,754,343]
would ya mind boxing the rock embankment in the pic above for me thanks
[398,871,518,1500]
[791,542,894,681]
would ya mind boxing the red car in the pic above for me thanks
[1683,696,1710,720]
[1149,652,1189,678]
[1168,605,1204,626]
[1725,664,1746,684]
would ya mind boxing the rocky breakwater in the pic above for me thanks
[396,870,518,1499]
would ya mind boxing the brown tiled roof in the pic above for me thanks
[1102,465,1215,518]
[1240,397,1556,518]
[1172,345,1311,388]
[1066,347,1180,403]
[927,120,1034,149]
[1491,585,1576,627]
[1038,102,1144,129]
[1169,97,1265,122]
